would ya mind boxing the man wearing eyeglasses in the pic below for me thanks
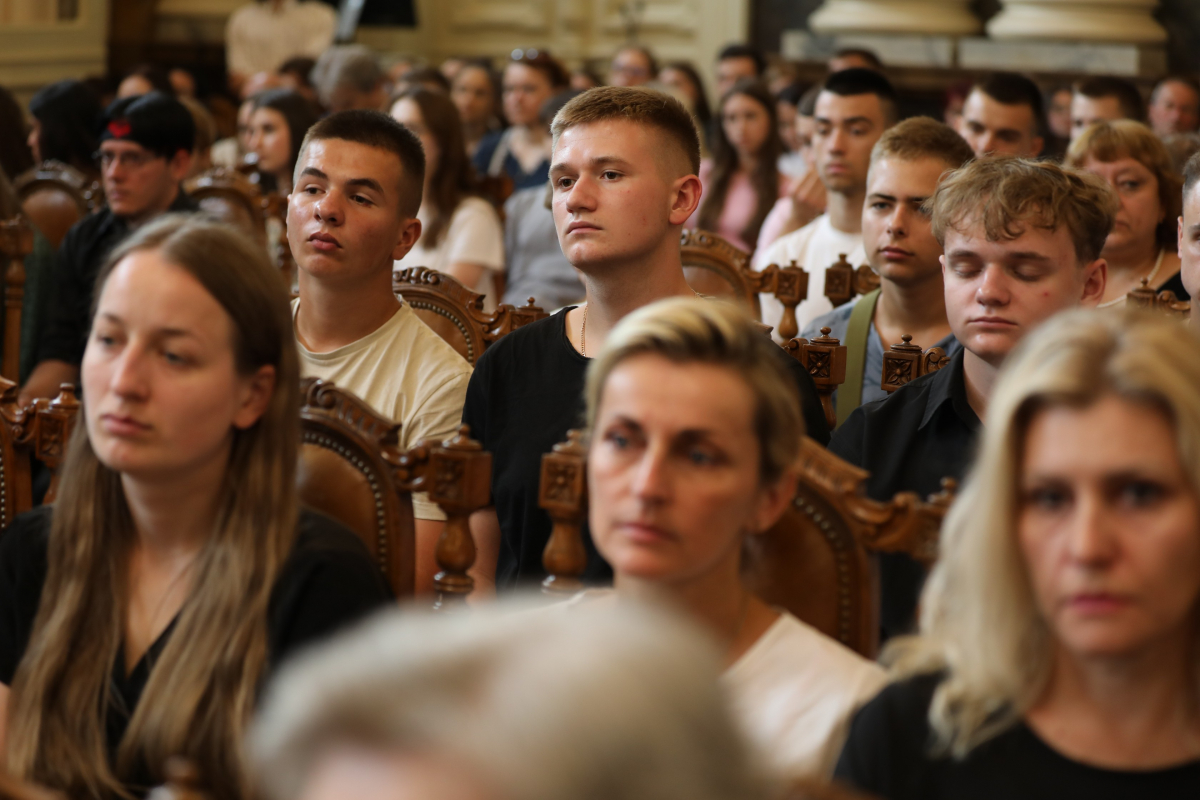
[21,92,198,405]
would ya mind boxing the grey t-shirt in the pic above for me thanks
[501,185,585,311]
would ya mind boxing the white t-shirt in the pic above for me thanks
[723,612,887,781]
[395,197,505,310]
[293,301,473,520]
[225,0,336,78]
[753,214,865,342]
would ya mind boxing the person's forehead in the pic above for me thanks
[554,119,657,160]
[969,91,1033,124]
[300,139,404,182]
[815,91,884,121]
[869,156,946,196]
[946,219,1073,255]
[719,56,757,75]
[602,356,755,427]
[1074,94,1123,117]
[1160,80,1199,102]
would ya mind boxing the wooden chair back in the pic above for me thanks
[1127,277,1190,318]
[298,379,492,606]
[538,433,954,659]
[13,161,102,250]
[681,229,810,339]
[0,380,80,532]
[393,267,548,365]
[782,327,848,431]
[881,335,951,394]
[822,253,880,308]
[0,218,32,382]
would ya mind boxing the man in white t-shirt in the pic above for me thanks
[225,0,335,96]
[288,110,474,594]
[755,69,898,339]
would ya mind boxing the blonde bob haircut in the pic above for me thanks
[888,308,1200,758]
[584,297,803,485]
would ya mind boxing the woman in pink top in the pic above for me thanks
[690,80,788,255]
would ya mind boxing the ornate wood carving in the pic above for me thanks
[822,253,880,309]
[0,218,32,382]
[1126,277,1190,319]
[13,160,102,211]
[782,326,847,432]
[681,228,810,339]
[394,266,549,365]
[0,380,81,532]
[538,429,589,595]
[881,334,950,394]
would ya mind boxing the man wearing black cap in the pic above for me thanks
[21,91,199,405]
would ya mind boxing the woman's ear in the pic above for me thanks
[752,468,798,534]
[232,364,277,430]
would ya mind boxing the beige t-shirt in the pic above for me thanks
[723,612,887,780]
[293,300,473,520]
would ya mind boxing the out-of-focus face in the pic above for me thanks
[610,48,654,88]
[1178,183,1200,299]
[440,57,466,83]
[117,74,154,99]
[1149,80,1200,137]
[169,68,196,99]
[569,70,600,92]
[716,56,758,98]
[83,250,271,482]
[390,98,440,179]
[288,139,417,284]
[863,156,946,286]
[502,63,554,129]
[777,100,800,153]
[329,82,385,114]
[1019,396,1200,663]
[1080,156,1162,259]
[247,107,292,175]
[99,139,189,222]
[550,119,695,271]
[721,92,771,161]
[812,90,887,195]
[1071,93,1125,143]
[590,354,789,584]
[941,221,1105,366]
[237,99,256,155]
[1048,88,1073,140]
[451,66,495,127]
[659,67,698,108]
[300,746,498,800]
[957,89,1043,158]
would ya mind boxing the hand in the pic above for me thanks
[783,170,827,235]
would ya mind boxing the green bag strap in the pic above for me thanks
[835,288,881,428]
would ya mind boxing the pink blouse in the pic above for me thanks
[686,159,790,254]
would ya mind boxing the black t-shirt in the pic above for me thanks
[0,506,393,759]
[462,306,832,590]
[835,672,1200,799]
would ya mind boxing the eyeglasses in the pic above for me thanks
[510,48,557,67]
[94,149,159,170]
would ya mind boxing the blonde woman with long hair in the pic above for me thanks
[835,309,1200,798]
[0,215,391,799]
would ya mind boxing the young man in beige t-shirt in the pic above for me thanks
[287,109,473,593]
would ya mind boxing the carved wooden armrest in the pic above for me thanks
[881,335,950,394]
[0,217,33,382]
[757,261,810,341]
[1127,277,1190,319]
[822,253,880,309]
[538,429,589,595]
[782,327,847,432]
[34,384,80,503]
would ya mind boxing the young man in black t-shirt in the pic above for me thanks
[463,86,829,594]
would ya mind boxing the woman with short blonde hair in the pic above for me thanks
[836,308,1200,798]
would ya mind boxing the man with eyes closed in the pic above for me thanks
[287,110,473,595]
[830,156,1112,641]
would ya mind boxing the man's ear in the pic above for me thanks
[169,149,193,182]
[1030,135,1045,157]
[668,173,703,226]
[1079,257,1108,307]
[391,217,423,261]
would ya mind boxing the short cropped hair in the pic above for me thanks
[821,68,899,125]
[871,116,975,173]
[297,110,425,218]
[551,86,702,176]
[1075,76,1147,123]
[1065,119,1181,249]
[975,72,1047,135]
[930,157,1117,265]
[718,44,765,76]
[833,47,883,71]
[1152,75,1200,104]
[586,298,802,485]
[1183,150,1200,199]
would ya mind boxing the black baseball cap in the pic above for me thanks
[98,91,195,159]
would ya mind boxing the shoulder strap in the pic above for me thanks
[835,288,881,428]
[487,129,513,177]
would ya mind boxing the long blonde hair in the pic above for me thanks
[888,308,1200,757]
[7,215,300,799]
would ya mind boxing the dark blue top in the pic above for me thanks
[472,129,550,192]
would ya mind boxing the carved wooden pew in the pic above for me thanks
[13,160,103,250]
[538,431,955,659]
[681,229,810,340]
[298,379,491,607]
[822,253,880,309]
[781,327,848,432]
[394,267,549,365]
[880,334,951,394]
[1126,277,1190,319]
[0,217,33,382]
[0,380,80,532]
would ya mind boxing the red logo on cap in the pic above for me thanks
[107,119,132,138]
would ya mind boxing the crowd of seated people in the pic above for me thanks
[0,22,1199,800]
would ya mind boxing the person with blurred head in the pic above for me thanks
[687,80,786,253]
[393,67,451,96]
[225,0,335,96]
[473,49,568,193]
[828,48,882,74]
[240,71,285,103]
[278,56,320,106]
[247,88,320,194]
[390,88,505,308]
[803,117,972,421]
[755,69,898,338]
[1046,85,1073,141]
[168,67,197,99]
[117,64,174,100]
[0,215,391,798]
[830,158,1111,641]
[586,298,887,780]
[251,601,773,800]
[451,60,500,158]
[0,161,56,383]
[1067,120,1185,304]
[609,44,657,88]
[776,82,812,179]
[570,67,603,92]
[837,310,1200,799]
[26,79,103,176]
[316,49,388,114]
[956,72,1045,159]
[440,56,466,83]
[179,96,217,178]
[1071,76,1147,145]
[716,44,765,99]
[660,61,713,135]
[0,85,35,181]
[1148,76,1200,138]
[22,92,198,406]
[1179,153,1200,325]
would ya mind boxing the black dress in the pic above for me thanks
[835,672,1200,799]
